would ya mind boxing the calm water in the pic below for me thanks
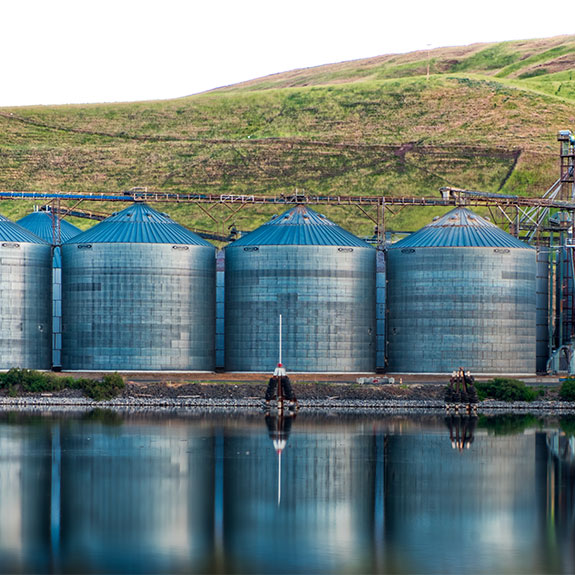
[0,408,574,574]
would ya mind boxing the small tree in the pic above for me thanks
[559,378,575,402]
[475,378,541,402]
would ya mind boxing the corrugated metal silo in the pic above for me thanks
[386,207,536,374]
[376,249,386,370]
[225,205,376,372]
[61,203,216,371]
[17,209,82,369]
[17,209,82,245]
[536,248,550,373]
[216,250,225,369]
[0,215,52,369]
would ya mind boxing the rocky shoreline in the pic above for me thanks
[0,380,574,414]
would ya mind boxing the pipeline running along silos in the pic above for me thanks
[0,214,52,369]
[224,205,376,372]
[386,207,536,374]
[17,209,82,369]
[61,203,216,371]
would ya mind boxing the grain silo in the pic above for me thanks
[17,209,82,369]
[0,214,52,369]
[225,205,376,372]
[17,208,82,245]
[61,203,216,371]
[386,207,536,374]
[535,248,550,373]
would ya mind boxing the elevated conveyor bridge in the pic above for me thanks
[2,186,575,247]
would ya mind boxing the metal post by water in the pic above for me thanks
[277,315,283,410]
[279,314,282,365]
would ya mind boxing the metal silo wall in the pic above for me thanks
[62,243,215,371]
[386,247,536,374]
[0,243,52,369]
[536,248,550,372]
[376,249,386,370]
[216,250,225,369]
[225,245,376,372]
[53,248,63,368]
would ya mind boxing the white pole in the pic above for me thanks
[278,450,282,506]
[279,314,282,365]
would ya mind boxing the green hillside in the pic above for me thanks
[1,34,574,236]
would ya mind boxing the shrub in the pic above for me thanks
[0,368,66,393]
[0,368,124,401]
[81,373,125,401]
[559,378,575,402]
[475,378,541,402]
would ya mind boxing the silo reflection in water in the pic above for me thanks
[0,413,570,573]
[384,431,544,574]
[0,424,52,573]
[223,419,377,574]
[60,422,215,573]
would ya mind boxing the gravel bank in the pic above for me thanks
[0,380,573,414]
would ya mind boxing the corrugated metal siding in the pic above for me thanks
[231,205,373,248]
[224,244,376,372]
[386,247,536,374]
[536,248,550,372]
[376,250,386,371]
[390,207,534,250]
[216,250,225,369]
[62,242,216,371]
[17,211,82,244]
[65,203,212,246]
[17,212,82,369]
[0,242,52,369]
[0,214,48,244]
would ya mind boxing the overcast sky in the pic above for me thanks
[1,0,572,107]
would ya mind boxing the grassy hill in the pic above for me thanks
[1,34,574,236]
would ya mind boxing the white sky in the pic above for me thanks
[1,0,572,107]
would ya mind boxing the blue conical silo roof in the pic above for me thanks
[390,207,533,249]
[17,210,82,244]
[0,213,49,244]
[64,203,213,246]
[229,205,373,247]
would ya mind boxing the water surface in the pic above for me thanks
[0,409,573,574]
